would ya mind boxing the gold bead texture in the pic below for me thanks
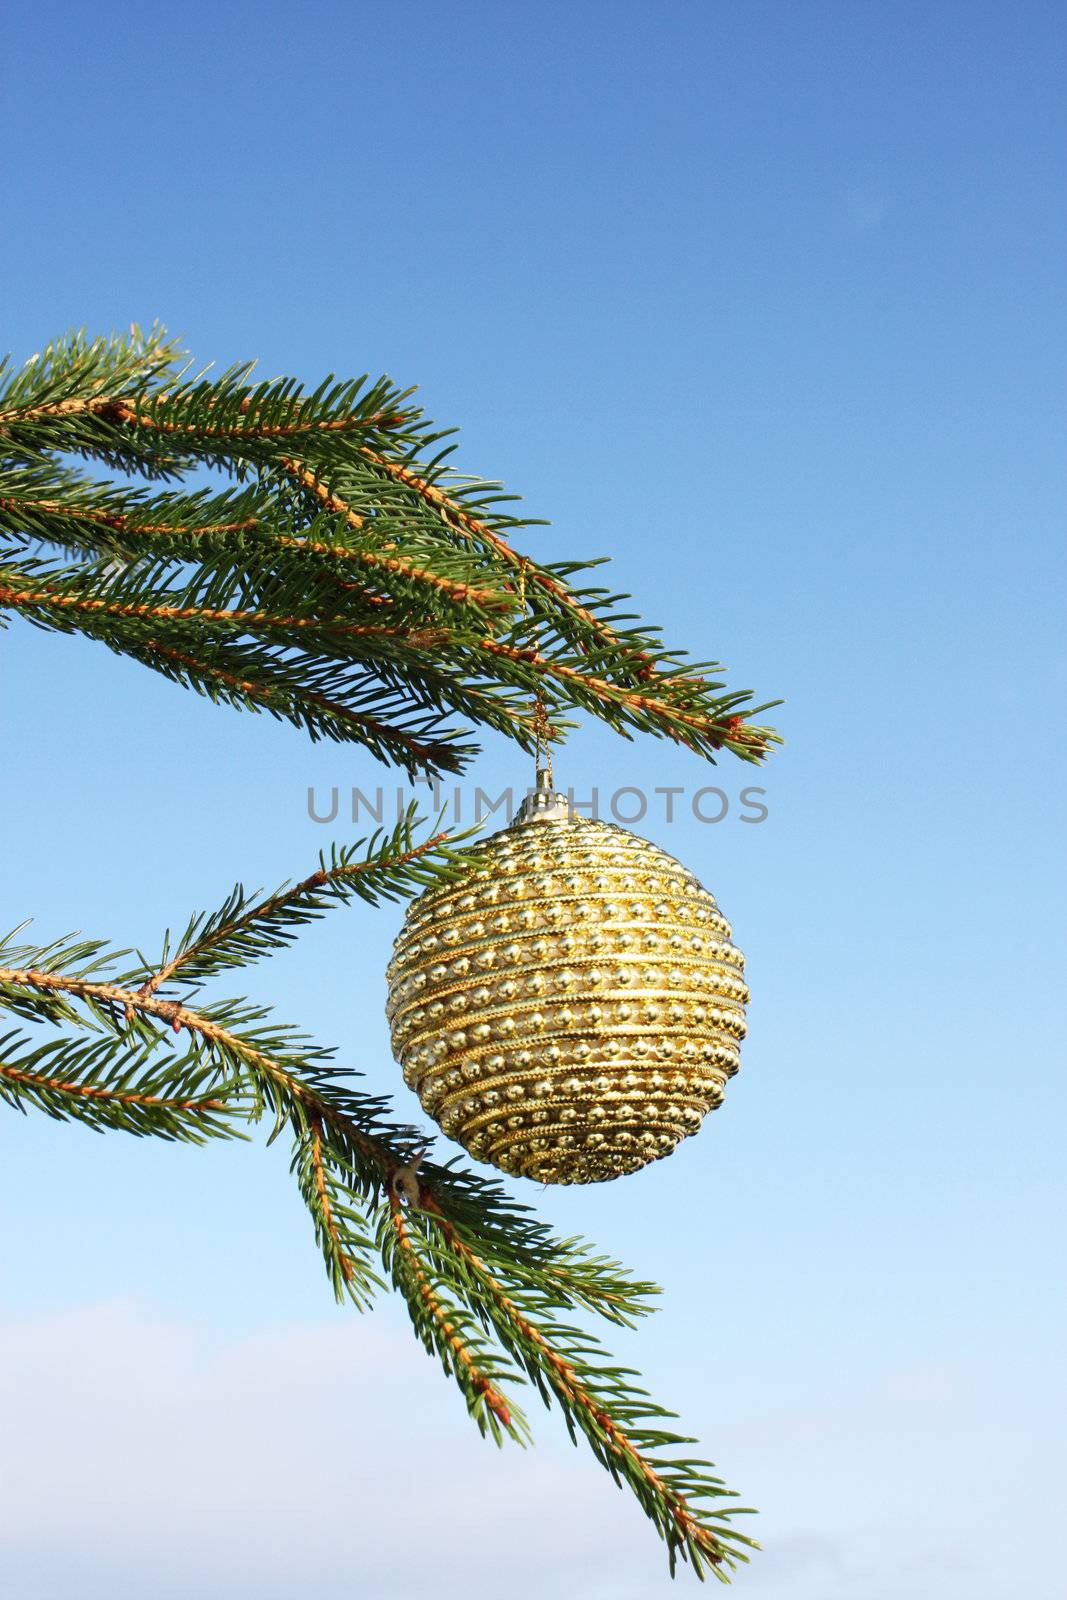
[385,815,748,1184]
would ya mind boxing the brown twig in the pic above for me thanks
[0,577,446,643]
[310,1116,355,1284]
[0,1056,225,1114]
[0,393,403,440]
[0,494,260,537]
[477,637,768,756]
[142,639,454,768]
[359,448,607,630]
[0,395,118,427]
[135,832,449,1001]
[278,459,506,611]
[389,1197,514,1429]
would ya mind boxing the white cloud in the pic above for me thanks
[1,1302,1063,1600]
[0,1299,655,1599]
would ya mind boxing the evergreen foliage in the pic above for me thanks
[1,327,779,1580]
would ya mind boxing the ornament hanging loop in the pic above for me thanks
[518,558,553,786]
[532,698,554,787]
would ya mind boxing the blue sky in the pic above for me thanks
[1,1,1064,1595]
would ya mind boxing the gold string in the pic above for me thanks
[518,559,553,785]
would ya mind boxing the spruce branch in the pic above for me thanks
[383,1193,526,1443]
[134,811,466,996]
[0,842,755,1574]
[296,1116,382,1308]
[1,327,780,772]
[408,1200,757,1578]
[0,1029,241,1142]
[1,326,779,1577]
[276,456,511,615]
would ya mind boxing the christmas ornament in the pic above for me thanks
[385,769,749,1184]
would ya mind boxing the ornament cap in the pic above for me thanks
[513,766,572,826]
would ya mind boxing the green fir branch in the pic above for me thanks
[1,327,781,770]
[1,326,780,1577]
[0,1029,242,1143]
[0,897,755,1575]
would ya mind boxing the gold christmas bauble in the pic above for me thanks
[385,774,749,1184]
